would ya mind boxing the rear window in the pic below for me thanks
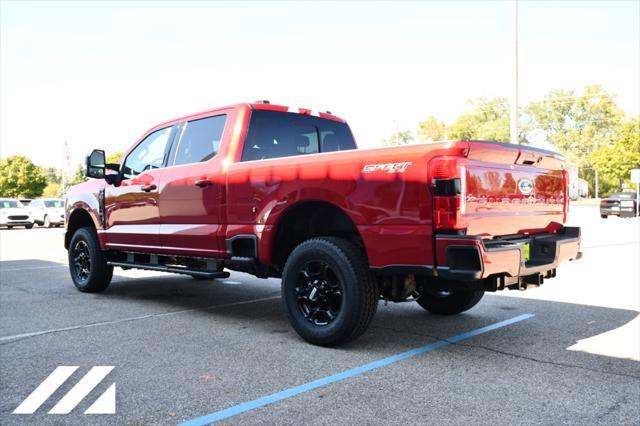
[241,110,356,162]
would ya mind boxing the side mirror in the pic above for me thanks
[85,149,106,179]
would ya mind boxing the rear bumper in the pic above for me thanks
[600,207,636,217]
[435,227,582,284]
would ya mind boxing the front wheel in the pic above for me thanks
[600,214,608,219]
[68,227,113,292]
[25,224,33,229]
[44,215,52,228]
[416,286,484,315]
[281,237,378,346]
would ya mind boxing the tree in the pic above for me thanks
[445,97,527,143]
[107,151,124,164]
[592,117,640,189]
[418,116,446,142]
[42,182,62,198]
[43,167,63,185]
[526,85,624,169]
[68,164,87,186]
[383,130,414,146]
[0,155,47,198]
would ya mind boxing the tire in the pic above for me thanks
[601,214,607,219]
[68,227,113,292]
[7,226,13,229]
[44,215,51,228]
[25,224,33,229]
[281,237,378,346]
[416,286,484,315]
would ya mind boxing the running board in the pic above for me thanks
[107,261,230,279]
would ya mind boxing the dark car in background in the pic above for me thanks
[600,192,638,218]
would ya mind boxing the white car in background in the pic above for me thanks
[29,198,65,227]
[0,198,34,229]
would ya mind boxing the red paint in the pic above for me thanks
[66,102,580,277]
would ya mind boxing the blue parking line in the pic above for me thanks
[180,314,534,425]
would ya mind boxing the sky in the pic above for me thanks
[1,0,639,168]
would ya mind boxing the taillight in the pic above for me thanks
[430,157,467,232]
[562,168,569,221]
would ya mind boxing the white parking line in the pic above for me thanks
[0,296,280,342]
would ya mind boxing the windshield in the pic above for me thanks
[0,200,21,208]
[44,200,64,208]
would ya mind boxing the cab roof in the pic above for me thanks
[152,101,347,131]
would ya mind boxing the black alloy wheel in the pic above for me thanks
[295,260,344,326]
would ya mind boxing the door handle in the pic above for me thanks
[141,184,157,192]
[195,179,212,188]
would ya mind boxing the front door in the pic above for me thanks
[159,114,228,257]
[104,125,175,250]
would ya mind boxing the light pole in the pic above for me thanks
[510,0,519,145]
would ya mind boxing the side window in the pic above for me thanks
[172,115,226,166]
[121,127,173,180]
[242,112,319,161]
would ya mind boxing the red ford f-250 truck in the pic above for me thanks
[65,101,581,346]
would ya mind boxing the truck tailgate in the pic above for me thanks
[461,142,567,236]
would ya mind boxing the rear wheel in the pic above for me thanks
[416,286,484,315]
[25,224,33,229]
[281,237,378,346]
[68,227,113,292]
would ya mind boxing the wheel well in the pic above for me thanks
[65,208,96,249]
[270,201,365,271]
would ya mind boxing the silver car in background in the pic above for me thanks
[0,198,34,229]
[29,198,65,227]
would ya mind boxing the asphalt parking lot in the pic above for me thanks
[0,205,638,425]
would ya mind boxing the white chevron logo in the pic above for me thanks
[13,366,116,415]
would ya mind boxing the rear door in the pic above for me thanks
[104,126,175,250]
[158,113,229,257]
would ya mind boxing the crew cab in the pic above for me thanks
[65,101,582,346]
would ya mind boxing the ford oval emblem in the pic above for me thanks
[518,178,534,195]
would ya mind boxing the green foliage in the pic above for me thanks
[417,116,446,142]
[383,130,414,146]
[0,155,47,198]
[592,117,640,189]
[526,85,624,168]
[107,151,124,164]
[68,164,87,186]
[42,182,62,198]
[446,97,526,143]
[43,167,63,185]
